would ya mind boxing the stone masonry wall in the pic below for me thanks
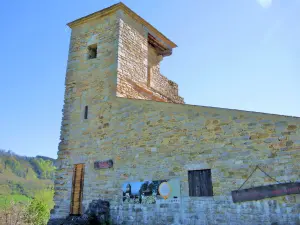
[53,92,300,224]
[110,198,299,224]
[116,12,184,104]
[51,7,300,225]
[148,45,184,104]
[106,97,300,224]
[51,12,119,219]
[110,98,300,198]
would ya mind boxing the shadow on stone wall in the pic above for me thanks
[48,199,111,225]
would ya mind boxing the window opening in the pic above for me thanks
[188,169,213,196]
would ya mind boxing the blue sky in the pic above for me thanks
[0,0,299,158]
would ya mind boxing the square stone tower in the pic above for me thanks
[50,3,300,224]
[51,2,183,221]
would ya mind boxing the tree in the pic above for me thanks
[24,198,49,225]
[0,199,28,225]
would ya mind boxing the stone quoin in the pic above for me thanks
[49,2,300,225]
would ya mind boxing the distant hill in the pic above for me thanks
[36,155,56,164]
[0,149,56,207]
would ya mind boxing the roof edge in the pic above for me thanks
[67,2,177,48]
[67,2,120,28]
[116,97,300,120]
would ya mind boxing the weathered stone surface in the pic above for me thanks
[116,13,184,104]
[50,2,300,225]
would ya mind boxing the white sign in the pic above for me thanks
[158,182,172,199]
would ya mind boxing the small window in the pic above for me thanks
[147,66,151,87]
[84,106,88,119]
[88,44,97,59]
[188,169,213,196]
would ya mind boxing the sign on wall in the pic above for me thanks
[122,178,180,204]
[231,182,300,203]
[158,182,172,200]
[94,159,113,169]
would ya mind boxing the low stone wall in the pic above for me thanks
[150,71,183,104]
[110,197,300,225]
[116,16,184,104]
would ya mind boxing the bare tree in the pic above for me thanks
[0,199,29,225]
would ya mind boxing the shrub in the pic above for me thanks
[0,198,51,225]
[0,199,28,225]
[24,198,50,225]
[34,190,54,210]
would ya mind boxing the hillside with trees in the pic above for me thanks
[0,149,56,214]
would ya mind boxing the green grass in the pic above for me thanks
[0,194,31,208]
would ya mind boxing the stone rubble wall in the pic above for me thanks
[110,98,300,196]
[110,198,300,225]
[51,12,119,219]
[148,45,184,104]
[51,8,300,225]
[53,93,300,223]
[106,97,300,224]
[116,13,184,104]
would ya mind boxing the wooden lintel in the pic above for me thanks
[148,33,172,57]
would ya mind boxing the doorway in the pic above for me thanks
[70,163,85,215]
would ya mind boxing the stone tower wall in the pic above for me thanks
[52,12,119,218]
[116,12,184,104]
[50,6,300,225]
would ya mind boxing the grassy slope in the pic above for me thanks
[0,195,31,207]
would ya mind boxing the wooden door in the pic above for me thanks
[70,164,85,215]
[188,169,213,196]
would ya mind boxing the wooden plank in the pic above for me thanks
[232,182,300,203]
[79,164,84,214]
[188,171,193,196]
[70,164,85,215]
[206,169,213,196]
[199,170,205,196]
[188,170,213,197]
[195,170,201,196]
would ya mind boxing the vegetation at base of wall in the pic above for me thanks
[24,198,50,225]
[0,198,50,225]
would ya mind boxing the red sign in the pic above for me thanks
[94,160,113,169]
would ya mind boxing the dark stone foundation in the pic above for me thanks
[48,199,110,225]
